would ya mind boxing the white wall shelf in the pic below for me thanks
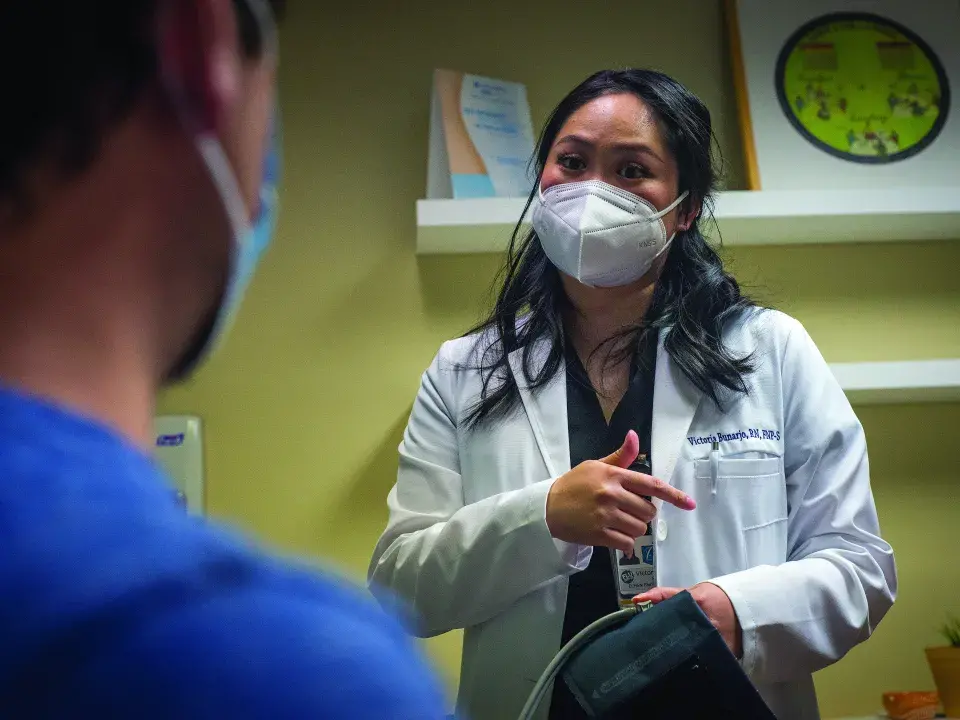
[830,359,960,405]
[416,187,960,254]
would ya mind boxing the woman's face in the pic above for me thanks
[540,93,693,236]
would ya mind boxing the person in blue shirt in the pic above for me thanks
[0,1,447,717]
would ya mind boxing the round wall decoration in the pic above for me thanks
[775,12,949,163]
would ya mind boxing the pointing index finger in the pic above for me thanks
[619,469,696,510]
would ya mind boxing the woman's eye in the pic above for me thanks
[620,163,648,180]
[557,154,586,171]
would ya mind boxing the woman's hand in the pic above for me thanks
[545,430,696,554]
[634,583,743,659]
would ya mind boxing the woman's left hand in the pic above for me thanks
[633,583,743,659]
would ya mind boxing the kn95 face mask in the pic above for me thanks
[532,179,688,287]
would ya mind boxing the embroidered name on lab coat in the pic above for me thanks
[687,428,781,446]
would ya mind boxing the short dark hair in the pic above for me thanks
[0,0,285,224]
[465,69,757,428]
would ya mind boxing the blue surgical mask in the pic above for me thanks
[163,0,280,381]
[210,112,282,350]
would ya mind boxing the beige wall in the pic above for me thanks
[159,0,960,715]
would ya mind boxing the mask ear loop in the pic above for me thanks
[155,0,252,242]
[643,190,692,264]
[652,190,690,220]
[155,0,280,379]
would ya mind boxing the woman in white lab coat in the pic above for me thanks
[369,69,896,720]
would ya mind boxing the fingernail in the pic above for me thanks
[683,494,697,510]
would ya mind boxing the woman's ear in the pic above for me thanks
[677,197,702,232]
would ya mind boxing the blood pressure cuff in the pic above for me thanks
[561,590,776,719]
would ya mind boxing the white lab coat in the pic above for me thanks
[369,309,896,720]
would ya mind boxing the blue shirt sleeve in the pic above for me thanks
[31,584,449,719]
[0,388,452,720]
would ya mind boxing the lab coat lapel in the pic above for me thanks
[508,340,570,479]
[652,330,704,487]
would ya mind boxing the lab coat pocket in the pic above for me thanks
[694,456,787,531]
[690,455,787,574]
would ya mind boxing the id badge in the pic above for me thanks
[611,454,656,607]
[612,535,656,607]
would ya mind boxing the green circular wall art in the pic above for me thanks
[776,12,949,163]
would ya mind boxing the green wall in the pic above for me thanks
[158,0,960,715]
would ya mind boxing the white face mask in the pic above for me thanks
[531,180,689,287]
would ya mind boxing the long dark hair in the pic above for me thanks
[463,69,757,429]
